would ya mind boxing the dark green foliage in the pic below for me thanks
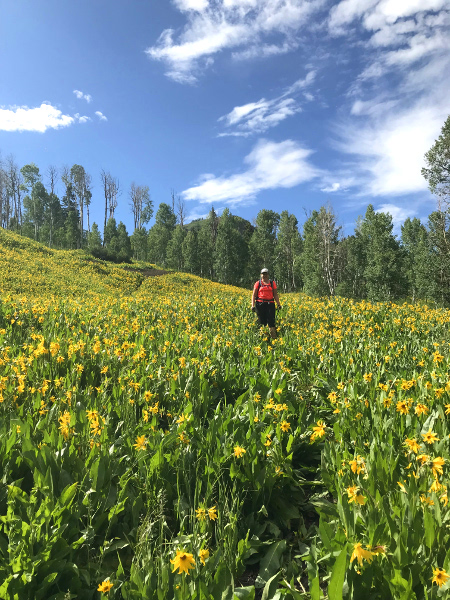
[147,203,177,266]
[422,114,450,204]
[87,222,103,252]
[358,204,404,302]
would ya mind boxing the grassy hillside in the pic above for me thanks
[2,229,450,599]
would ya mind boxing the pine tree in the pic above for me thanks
[213,208,244,286]
[87,223,103,252]
[62,183,81,249]
[116,222,132,261]
[147,203,176,266]
[427,210,450,305]
[197,223,214,278]
[359,205,404,301]
[249,209,280,275]
[182,228,200,274]
[166,225,186,270]
[401,218,429,302]
[422,115,450,210]
[104,217,118,248]
[131,227,148,261]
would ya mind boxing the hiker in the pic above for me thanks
[251,268,281,339]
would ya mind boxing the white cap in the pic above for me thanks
[260,268,269,273]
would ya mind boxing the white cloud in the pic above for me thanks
[95,111,108,121]
[0,103,75,133]
[284,70,317,94]
[321,183,341,192]
[73,89,92,103]
[218,97,300,135]
[335,101,448,197]
[146,0,323,82]
[218,69,316,136]
[74,113,91,124]
[182,138,320,204]
[231,40,299,60]
[326,0,450,200]
[173,0,209,11]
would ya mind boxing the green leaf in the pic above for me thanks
[256,540,286,587]
[261,572,280,600]
[328,546,347,600]
[213,564,234,600]
[424,508,435,550]
[59,482,78,507]
[234,587,255,600]
[310,576,321,600]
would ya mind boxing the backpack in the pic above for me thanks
[256,279,274,298]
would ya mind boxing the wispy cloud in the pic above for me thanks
[73,89,92,103]
[95,111,108,121]
[321,183,341,193]
[75,113,91,124]
[334,100,448,197]
[218,97,301,136]
[182,138,320,205]
[218,69,316,136]
[146,0,323,83]
[0,103,75,133]
[326,0,450,198]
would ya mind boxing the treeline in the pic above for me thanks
[1,114,449,304]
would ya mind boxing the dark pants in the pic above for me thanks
[255,302,276,327]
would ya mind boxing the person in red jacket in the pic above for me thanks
[251,268,281,339]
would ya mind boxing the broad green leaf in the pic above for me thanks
[328,546,347,600]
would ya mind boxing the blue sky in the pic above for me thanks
[1,0,449,236]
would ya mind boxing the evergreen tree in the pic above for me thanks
[87,223,103,251]
[249,209,280,275]
[300,210,330,297]
[182,228,200,274]
[422,115,450,209]
[62,183,81,249]
[427,210,450,305]
[147,203,176,266]
[401,218,430,302]
[116,222,132,261]
[213,208,245,286]
[104,217,118,248]
[197,220,214,279]
[359,205,403,301]
[131,227,148,261]
[166,225,186,270]
[335,231,366,299]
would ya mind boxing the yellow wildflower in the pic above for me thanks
[350,543,374,567]
[432,567,450,588]
[170,550,196,575]
[133,435,147,451]
[422,430,439,445]
[234,446,246,458]
[97,580,114,593]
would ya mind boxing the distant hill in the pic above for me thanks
[0,228,248,299]
[186,213,255,239]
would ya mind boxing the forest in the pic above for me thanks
[1,115,449,305]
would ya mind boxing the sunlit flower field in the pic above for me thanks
[1,229,450,600]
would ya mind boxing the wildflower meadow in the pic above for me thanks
[1,228,450,599]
